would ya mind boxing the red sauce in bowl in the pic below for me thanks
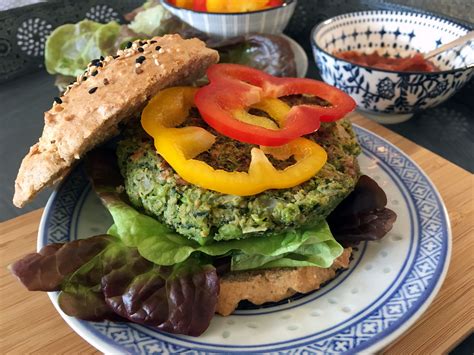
[335,51,439,72]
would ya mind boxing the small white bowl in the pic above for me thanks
[161,0,297,39]
[311,10,474,124]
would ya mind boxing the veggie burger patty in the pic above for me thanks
[117,96,361,242]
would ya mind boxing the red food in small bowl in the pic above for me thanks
[335,51,439,72]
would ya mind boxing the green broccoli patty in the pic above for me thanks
[117,99,361,243]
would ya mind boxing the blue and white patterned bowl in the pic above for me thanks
[161,0,296,39]
[311,11,474,124]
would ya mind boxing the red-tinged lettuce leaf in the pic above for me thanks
[11,233,219,336]
[154,14,297,76]
[58,285,120,321]
[58,239,147,321]
[103,258,219,336]
[215,34,297,77]
[9,235,111,291]
[327,175,397,246]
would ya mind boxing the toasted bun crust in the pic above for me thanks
[216,248,352,316]
[13,35,219,208]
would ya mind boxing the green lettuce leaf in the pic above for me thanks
[45,20,120,77]
[104,195,343,270]
[231,238,342,271]
[128,3,170,36]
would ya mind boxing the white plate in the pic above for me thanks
[39,124,451,354]
[282,34,308,78]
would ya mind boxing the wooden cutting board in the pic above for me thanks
[1,114,472,354]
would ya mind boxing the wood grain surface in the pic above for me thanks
[1,114,472,354]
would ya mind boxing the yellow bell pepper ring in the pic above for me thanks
[141,87,328,196]
[175,0,194,9]
[206,0,269,13]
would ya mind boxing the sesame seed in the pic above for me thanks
[113,55,119,59]
[53,97,62,104]
[135,67,143,74]
[126,41,132,48]
[103,78,109,85]
[138,47,144,52]
[91,70,98,76]
[100,55,104,60]
[88,87,98,94]
[136,56,146,64]
[138,41,145,46]
[150,40,157,44]
[91,58,100,65]
[95,62,103,67]
[155,45,161,51]
[82,76,87,81]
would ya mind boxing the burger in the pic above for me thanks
[10,35,396,336]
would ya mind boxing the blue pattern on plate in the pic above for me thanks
[311,11,474,116]
[41,125,450,354]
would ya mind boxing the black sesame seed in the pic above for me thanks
[155,45,161,51]
[138,41,145,46]
[91,58,100,65]
[53,96,62,104]
[88,87,98,94]
[150,40,157,44]
[126,41,132,48]
[138,47,144,52]
[100,55,104,60]
[96,62,103,67]
[136,56,146,64]
[113,55,119,59]
[103,78,109,85]
[82,76,87,81]
[91,70,98,76]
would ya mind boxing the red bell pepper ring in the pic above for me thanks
[195,64,356,146]
[192,0,207,11]
[266,0,284,7]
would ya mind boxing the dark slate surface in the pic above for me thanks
[0,70,56,220]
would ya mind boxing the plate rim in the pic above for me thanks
[37,123,452,354]
[281,33,308,78]
[347,125,452,353]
